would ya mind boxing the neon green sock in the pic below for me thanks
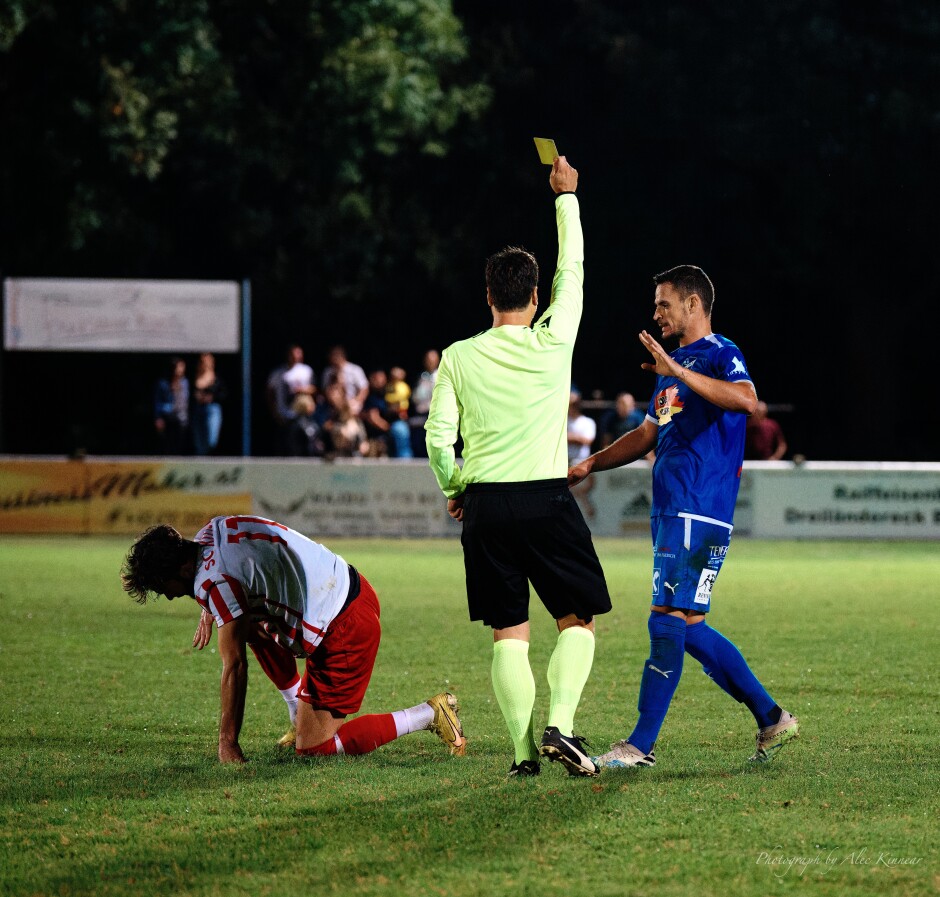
[491,639,538,763]
[546,626,596,736]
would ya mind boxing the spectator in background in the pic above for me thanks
[266,344,316,455]
[566,390,596,463]
[386,366,411,418]
[745,401,788,460]
[599,392,645,449]
[567,389,597,518]
[409,349,440,457]
[599,390,654,462]
[154,356,190,454]
[192,352,226,456]
[320,381,368,457]
[288,393,325,457]
[361,369,392,457]
[384,366,414,458]
[321,345,369,415]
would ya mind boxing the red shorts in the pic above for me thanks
[299,574,380,716]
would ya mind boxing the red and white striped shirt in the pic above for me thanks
[192,516,351,656]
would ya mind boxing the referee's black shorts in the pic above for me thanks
[460,478,612,629]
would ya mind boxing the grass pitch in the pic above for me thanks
[0,536,937,896]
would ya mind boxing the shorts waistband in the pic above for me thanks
[335,564,361,618]
[464,478,568,494]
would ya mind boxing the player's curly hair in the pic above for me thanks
[485,246,539,311]
[120,524,189,604]
[653,265,715,317]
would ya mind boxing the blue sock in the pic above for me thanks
[684,620,778,728]
[628,613,687,754]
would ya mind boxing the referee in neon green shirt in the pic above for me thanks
[426,156,610,777]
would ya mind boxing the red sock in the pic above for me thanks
[296,737,338,757]
[295,714,399,757]
[247,631,299,690]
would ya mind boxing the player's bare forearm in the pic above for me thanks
[674,366,757,414]
[594,422,657,471]
[218,657,248,763]
[569,421,656,484]
[217,617,249,763]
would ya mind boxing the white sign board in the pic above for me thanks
[748,463,940,539]
[249,460,457,538]
[3,278,240,352]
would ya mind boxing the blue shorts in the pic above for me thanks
[650,514,733,613]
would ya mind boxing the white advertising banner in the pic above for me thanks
[248,460,457,538]
[747,463,940,539]
[3,278,240,352]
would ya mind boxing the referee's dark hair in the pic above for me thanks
[485,246,539,311]
[653,265,715,317]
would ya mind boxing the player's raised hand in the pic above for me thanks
[550,156,578,194]
[639,330,681,377]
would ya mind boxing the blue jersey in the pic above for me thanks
[646,333,753,525]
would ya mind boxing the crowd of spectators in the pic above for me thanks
[264,343,440,459]
[155,347,787,461]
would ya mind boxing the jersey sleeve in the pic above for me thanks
[193,521,215,545]
[714,344,753,384]
[424,350,465,499]
[195,574,249,627]
[533,193,584,344]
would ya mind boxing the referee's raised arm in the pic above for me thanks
[537,156,583,344]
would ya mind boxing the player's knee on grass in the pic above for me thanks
[295,704,345,751]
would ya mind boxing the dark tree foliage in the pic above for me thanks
[1,1,936,458]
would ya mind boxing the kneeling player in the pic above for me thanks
[121,515,466,763]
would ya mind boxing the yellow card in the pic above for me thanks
[533,137,558,165]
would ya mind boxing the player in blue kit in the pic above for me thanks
[568,265,799,768]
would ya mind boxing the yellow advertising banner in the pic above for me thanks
[0,460,252,535]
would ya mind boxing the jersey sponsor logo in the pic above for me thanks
[694,568,717,605]
[652,567,661,597]
[682,358,697,369]
[203,549,216,572]
[708,545,729,560]
[663,581,677,596]
[653,384,684,426]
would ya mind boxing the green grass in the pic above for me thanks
[0,536,937,896]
